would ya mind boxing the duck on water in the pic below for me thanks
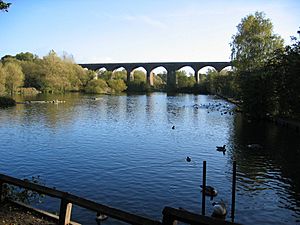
[212,201,227,218]
[200,185,218,197]
[216,145,226,154]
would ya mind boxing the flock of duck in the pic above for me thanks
[193,102,234,115]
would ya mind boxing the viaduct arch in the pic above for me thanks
[79,62,232,92]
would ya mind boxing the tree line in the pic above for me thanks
[0,51,96,95]
[0,50,204,96]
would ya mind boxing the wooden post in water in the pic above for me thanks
[59,194,72,225]
[231,161,237,222]
[202,160,206,215]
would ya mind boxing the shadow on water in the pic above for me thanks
[227,114,300,224]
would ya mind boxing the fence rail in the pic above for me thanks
[0,173,161,225]
[0,161,240,225]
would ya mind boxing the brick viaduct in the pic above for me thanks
[79,62,232,91]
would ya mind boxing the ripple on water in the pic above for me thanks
[0,93,299,225]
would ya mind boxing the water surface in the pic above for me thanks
[0,93,299,224]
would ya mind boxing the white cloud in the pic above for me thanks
[122,14,167,29]
[139,15,167,29]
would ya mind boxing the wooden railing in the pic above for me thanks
[0,173,161,225]
[0,163,241,225]
[162,207,241,225]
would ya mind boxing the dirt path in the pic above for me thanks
[0,201,57,225]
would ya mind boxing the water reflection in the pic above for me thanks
[228,114,300,224]
[0,93,299,225]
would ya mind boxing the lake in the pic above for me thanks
[0,93,299,224]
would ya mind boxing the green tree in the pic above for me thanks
[176,70,195,89]
[40,50,70,93]
[4,62,24,95]
[127,70,150,92]
[20,59,45,89]
[153,74,165,90]
[15,52,37,61]
[98,70,113,81]
[85,79,108,94]
[113,70,127,80]
[0,0,11,12]
[202,69,219,94]
[271,35,300,118]
[133,70,146,82]
[230,12,284,117]
[230,11,284,72]
[107,79,127,93]
[0,63,6,95]
[157,72,167,84]
[1,55,14,61]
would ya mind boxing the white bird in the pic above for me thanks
[96,212,108,221]
[212,201,227,218]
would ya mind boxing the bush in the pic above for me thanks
[127,81,151,93]
[107,79,127,93]
[0,96,16,107]
[85,79,108,94]
[2,176,45,204]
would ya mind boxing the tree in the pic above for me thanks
[0,0,11,12]
[97,70,111,81]
[176,70,195,89]
[15,52,37,61]
[113,70,127,80]
[0,63,6,95]
[107,79,127,93]
[40,50,70,93]
[230,12,284,72]
[20,59,44,89]
[271,35,300,118]
[4,62,24,95]
[133,70,146,82]
[157,72,167,84]
[230,12,285,117]
[85,79,108,94]
[1,55,14,61]
[153,74,165,90]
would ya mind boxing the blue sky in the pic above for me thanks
[0,0,299,63]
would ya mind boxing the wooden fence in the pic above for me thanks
[0,162,240,225]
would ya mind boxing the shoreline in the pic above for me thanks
[216,94,300,132]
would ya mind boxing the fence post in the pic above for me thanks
[0,181,3,203]
[162,217,177,225]
[231,161,237,222]
[162,208,177,225]
[202,160,206,215]
[59,194,72,225]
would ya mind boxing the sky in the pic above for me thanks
[0,0,299,64]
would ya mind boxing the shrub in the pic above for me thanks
[107,79,127,93]
[85,79,108,94]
